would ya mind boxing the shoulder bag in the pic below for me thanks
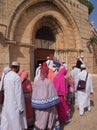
[77,72,88,91]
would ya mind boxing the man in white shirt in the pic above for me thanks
[76,64,93,116]
[1,61,27,130]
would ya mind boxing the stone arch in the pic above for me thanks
[7,0,82,50]
[32,15,64,50]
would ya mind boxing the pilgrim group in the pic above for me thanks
[0,55,93,130]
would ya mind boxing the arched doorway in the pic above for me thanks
[34,22,56,74]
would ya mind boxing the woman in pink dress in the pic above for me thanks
[32,65,60,130]
[19,70,34,127]
[53,67,71,123]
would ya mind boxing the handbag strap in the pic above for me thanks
[85,72,88,82]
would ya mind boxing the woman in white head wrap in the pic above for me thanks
[0,67,11,90]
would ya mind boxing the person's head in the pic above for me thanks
[39,63,41,66]
[42,62,48,68]
[62,61,65,63]
[80,55,84,60]
[1,67,11,80]
[11,61,20,73]
[80,64,86,71]
[3,67,11,74]
[46,56,50,60]
[40,66,49,80]
[19,70,28,82]
[76,60,82,69]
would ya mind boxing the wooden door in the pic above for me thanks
[34,48,55,68]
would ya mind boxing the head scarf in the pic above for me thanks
[53,67,68,96]
[40,63,49,79]
[2,67,11,74]
[19,70,28,82]
[0,67,11,90]
[1,67,11,80]
[42,62,48,68]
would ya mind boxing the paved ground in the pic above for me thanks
[28,74,97,130]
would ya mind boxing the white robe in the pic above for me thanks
[76,70,93,114]
[71,67,81,90]
[71,67,80,105]
[1,71,27,130]
[46,60,53,69]
[35,66,41,77]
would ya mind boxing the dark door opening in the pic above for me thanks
[35,26,55,42]
[34,48,55,74]
[36,59,46,68]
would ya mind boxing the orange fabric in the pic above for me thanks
[48,69,55,81]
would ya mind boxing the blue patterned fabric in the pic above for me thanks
[32,96,60,109]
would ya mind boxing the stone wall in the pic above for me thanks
[0,44,10,75]
[0,0,95,79]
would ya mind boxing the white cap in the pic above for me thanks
[53,64,56,67]
[11,61,20,66]
[80,55,84,58]
[47,56,50,59]
[81,64,86,68]
[39,63,41,66]
[62,61,65,63]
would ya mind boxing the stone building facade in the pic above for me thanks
[0,0,96,80]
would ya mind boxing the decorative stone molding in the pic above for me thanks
[60,0,79,8]
[6,40,34,47]
[55,48,83,52]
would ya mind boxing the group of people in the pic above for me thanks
[0,55,94,130]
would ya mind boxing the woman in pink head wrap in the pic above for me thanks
[53,67,71,123]
[34,62,49,83]
[19,70,34,127]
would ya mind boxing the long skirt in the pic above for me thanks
[56,96,70,123]
[34,106,60,130]
[24,93,34,126]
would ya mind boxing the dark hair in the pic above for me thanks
[76,60,83,69]
[11,65,19,69]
